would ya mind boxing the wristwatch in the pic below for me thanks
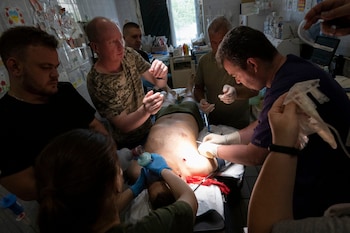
[268,144,300,156]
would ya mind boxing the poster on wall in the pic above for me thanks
[3,7,25,27]
[0,59,10,99]
[298,0,305,12]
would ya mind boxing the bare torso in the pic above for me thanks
[144,113,217,179]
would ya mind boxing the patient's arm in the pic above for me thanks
[144,113,218,179]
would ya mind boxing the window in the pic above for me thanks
[57,0,82,22]
[167,0,198,47]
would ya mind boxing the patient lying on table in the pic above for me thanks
[144,88,220,180]
[122,85,238,220]
[141,87,228,209]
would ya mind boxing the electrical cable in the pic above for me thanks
[298,19,335,52]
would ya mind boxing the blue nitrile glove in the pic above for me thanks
[130,168,148,197]
[145,153,171,176]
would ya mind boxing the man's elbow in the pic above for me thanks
[252,154,267,166]
[14,190,38,201]
[249,155,266,166]
[246,150,268,166]
[0,179,38,201]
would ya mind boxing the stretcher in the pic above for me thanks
[124,124,245,232]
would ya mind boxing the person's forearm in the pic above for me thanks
[217,143,267,166]
[248,152,297,233]
[235,86,259,99]
[161,169,198,218]
[89,118,109,136]
[143,71,168,88]
[117,188,135,212]
[239,120,257,144]
[109,106,151,133]
[0,167,38,201]
[153,77,167,89]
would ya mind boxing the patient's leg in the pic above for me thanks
[181,73,196,103]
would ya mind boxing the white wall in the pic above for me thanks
[0,0,34,32]
[273,0,350,57]
[114,0,140,27]
[200,0,241,43]
[77,0,120,24]
[77,0,142,31]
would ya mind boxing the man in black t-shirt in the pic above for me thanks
[0,26,108,201]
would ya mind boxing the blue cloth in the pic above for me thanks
[252,54,350,219]
[145,153,171,176]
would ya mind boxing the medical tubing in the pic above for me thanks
[193,162,232,192]
[326,123,350,158]
[297,19,335,52]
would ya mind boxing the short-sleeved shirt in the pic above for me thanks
[0,82,96,177]
[195,52,251,129]
[252,54,350,219]
[106,201,194,233]
[87,47,152,149]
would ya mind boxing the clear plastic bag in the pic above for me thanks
[283,79,337,149]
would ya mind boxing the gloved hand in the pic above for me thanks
[203,131,241,145]
[130,168,148,197]
[145,153,171,176]
[198,142,219,159]
[199,99,215,114]
[117,148,133,171]
[218,84,237,104]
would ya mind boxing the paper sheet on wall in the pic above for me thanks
[298,0,306,12]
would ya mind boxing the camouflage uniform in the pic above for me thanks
[87,47,152,148]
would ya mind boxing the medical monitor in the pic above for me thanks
[310,35,340,67]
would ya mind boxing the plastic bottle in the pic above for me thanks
[277,17,284,39]
[137,152,152,166]
[183,43,189,56]
[264,15,270,35]
[265,13,273,36]
[0,194,34,229]
[271,12,277,38]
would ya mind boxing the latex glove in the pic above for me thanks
[117,148,133,171]
[203,131,241,145]
[199,99,215,114]
[218,84,237,104]
[145,153,171,176]
[198,142,219,159]
[130,168,148,197]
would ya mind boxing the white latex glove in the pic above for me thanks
[218,84,237,104]
[199,99,215,114]
[117,148,133,171]
[203,131,241,145]
[198,142,219,159]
